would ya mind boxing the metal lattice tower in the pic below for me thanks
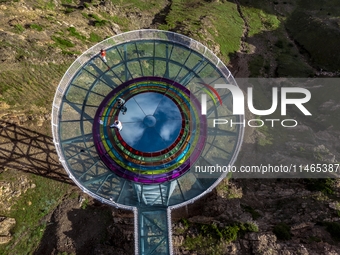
[52,29,244,255]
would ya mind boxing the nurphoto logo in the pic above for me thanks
[201,83,312,128]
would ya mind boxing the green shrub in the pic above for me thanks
[94,20,108,27]
[110,15,129,27]
[244,222,259,232]
[305,178,334,195]
[90,13,108,27]
[91,14,101,21]
[64,7,75,14]
[273,223,291,240]
[196,221,258,243]
[184,234,213,251]
[45,0,55,10]
[81,198,89,209]
[183,222,240,252]
[30,24,43,31]
[89,32,102,42]
[180,218,190,228]
[62,50,81,55]
[242,205,261,220]
[324,222,340,241]
[51,36,75,48]
[81,12,90,19]
[14,24,25,33]
[221,225,239,242]
[67,27,86,41]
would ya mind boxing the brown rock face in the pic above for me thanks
[0,217,16,244]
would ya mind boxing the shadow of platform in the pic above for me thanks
[0,121,73,185]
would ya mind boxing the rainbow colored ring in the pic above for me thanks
[92,77,207,184]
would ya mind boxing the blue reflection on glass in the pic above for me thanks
[119,92,182,152]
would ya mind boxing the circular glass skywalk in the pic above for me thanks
[52,30,244,210]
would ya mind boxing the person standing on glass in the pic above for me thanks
[117,97,127,115]
[110,120,122,131]
[100,49,107,63]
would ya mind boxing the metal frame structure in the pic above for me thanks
[52,29,244,255]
